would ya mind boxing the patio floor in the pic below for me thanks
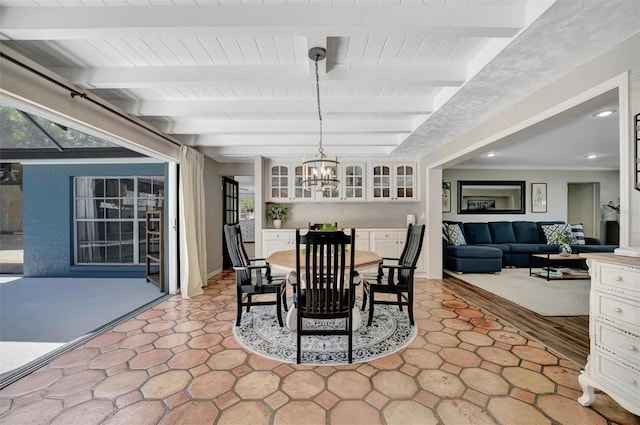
[0,270,636,424]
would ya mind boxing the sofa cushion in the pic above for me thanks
[463,223,492,244]
[445,223,467,246]
[570,223,586,245]
[541,223,575,244]
[536,221,566,243]
[512,221,540,244]
[488,221,516,244]
[508,243,540,254]
[445,245,503,259]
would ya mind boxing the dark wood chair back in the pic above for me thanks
[296,229,356,318]
[397,224,426,285]
[223,223,251,285]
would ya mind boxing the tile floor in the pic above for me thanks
[0,270,638,425]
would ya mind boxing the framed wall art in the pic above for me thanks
[442,182,451,212]
[531,183,547,213]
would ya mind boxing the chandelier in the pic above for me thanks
[302,47,340,192]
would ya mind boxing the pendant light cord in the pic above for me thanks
[314,54,324,156]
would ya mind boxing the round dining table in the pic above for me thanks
[266,249,382,271]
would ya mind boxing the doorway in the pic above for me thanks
[567,182,600,239]
[222,176,239,270]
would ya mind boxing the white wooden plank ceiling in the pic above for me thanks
[1,0,635,166]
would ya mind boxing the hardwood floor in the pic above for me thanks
[439,275,590,367]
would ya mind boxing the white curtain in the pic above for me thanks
[179,146,207,298]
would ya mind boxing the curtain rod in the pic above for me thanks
[1,51,182,148]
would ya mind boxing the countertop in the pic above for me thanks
[579,252,640,268]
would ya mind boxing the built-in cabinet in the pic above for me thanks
[266,160,417,203]
[369,162,417,202]
[262,228,423,274]
[578,253,640,416]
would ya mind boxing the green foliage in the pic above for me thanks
[266,203,287,221]
[313,223,342,231]
[0,106,115,149]
[555,230,574,245]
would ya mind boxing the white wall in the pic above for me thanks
[442,169,619,232]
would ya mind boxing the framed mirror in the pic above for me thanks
[457,180,525,214]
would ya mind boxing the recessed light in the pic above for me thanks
[484,152,497,157]
[585,154,599,159]
[593,109,616,118]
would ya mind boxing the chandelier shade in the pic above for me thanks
[302,47,340,192]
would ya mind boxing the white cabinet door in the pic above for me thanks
[355,230,370,251]
[317,162,366,202]
[262,230,294,258]
[368,162,417,201]
[267,162,315,202]
[267,164,291,202]
[372,230,402,258]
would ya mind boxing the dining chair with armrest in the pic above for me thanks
[223,223,287,327]
[290,228,358,363]
[362,224,425,326]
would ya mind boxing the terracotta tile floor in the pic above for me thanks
[0,270,638,425]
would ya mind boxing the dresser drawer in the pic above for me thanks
[372,231,399,240]
[594,293,640,330]
[594,320,640,366]
[592,350,640,395]
[597,263,640,295]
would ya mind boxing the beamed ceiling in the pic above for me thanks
[0,0,638,167]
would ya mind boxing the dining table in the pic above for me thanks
[266,249,382,272]
[266,249,383,330]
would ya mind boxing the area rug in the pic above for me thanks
[232,299,417,365]
[446,268,590,316]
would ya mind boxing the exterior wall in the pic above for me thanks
[22,162,166,277]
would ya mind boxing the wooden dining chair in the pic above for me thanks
[291,228,358,363]
[223,224,287,327]
[361,224,425,326]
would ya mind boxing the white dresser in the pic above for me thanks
[578,253,640,415]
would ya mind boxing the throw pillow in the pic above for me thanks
[446,223,467,246]
[570,223,586,245]
[541,223,575,245]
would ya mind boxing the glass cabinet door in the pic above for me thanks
[371,165,391,200]
[395,164,415,200]
[270,165,289,201]
[343,164,365,200]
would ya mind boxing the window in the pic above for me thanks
[74,176,164,264]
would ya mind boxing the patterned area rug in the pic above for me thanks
[232,298,417,365]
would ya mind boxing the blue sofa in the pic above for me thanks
[443,220,618,274]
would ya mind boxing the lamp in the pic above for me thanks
[302,47,340,192]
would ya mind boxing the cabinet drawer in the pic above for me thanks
[595,293,640,329]
[372,231,399,240]
[263,231,293,241]
[597,264,640,295]
[594,320,640,366]
[592,350,640,395]
[355,231,370,240]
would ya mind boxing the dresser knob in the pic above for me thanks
[630,345,638,351]
[631,379,638,386]
[615,275,623,281]
[615,307,623,313]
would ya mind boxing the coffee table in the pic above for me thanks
[529,253,590,281]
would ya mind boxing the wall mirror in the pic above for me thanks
[457,180,525,214]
